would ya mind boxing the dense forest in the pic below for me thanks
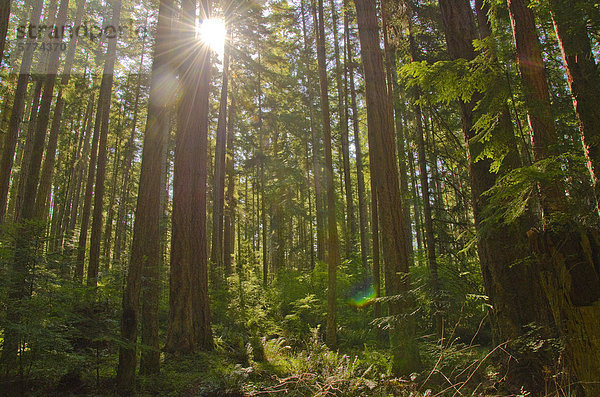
[0,0,599,395]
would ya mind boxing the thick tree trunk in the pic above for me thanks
[116,0,173,391]
[165,0,213,353]
[548,0,600,212]
[353,0,421,375]
[0,0,10,67]
[313,0,340,349]
[509,1,600,393]
[87,0,121,287]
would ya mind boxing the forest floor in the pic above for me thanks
[33,333,545,397]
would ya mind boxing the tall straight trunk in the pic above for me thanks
[353,0,421,375]
[36,0,90,219]
[548,0,600,211]
[0,0,43,224]
[345,10,369,272]
[382,5,414,266]
[313,0,340,349]
[406,27,440,293]
[18,0,70,224]
[223,88,236,275]
[102,135,121,265]
[87,0,121,287]
[165,0,213,352]
[438,1,552,366]
[74,77,105,282]
[116,0,173,390]
[12,80,42,218]
[0,0,10,67]
[330,0,355,254]
[509,1,600,394]
[67,93,94,239]
[370,183,380,320]
[210,33,231,279]
[301,0,325,262]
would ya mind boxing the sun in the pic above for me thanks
[197,18,226,58]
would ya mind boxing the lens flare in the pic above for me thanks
[197,18,226,58]
[348,284,377,308]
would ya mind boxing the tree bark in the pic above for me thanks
[313,0,340,349]
[223,85,236,275]
[87,0,121,287]
[210,31,231,280]
[353,0,421,375]
[165,0,213,353]
[0,0,10,67]
[548,0,600,213]
[345,10,369,272]
[0,0,43,224]
[116,0,173,391]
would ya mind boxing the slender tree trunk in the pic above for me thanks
[301,0,325,263]
[330,0,355,255]
[345,11,369,272]
[87,0,121,287]
[353,0,421,375]
[223,86,236,275]
[116,0,173,390]
[210,32,231,280]
[0,0,43,224]
[313,0,340,349]
[165,0,213,353]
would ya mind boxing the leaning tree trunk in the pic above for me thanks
[313,0,340,349]
[353,0,421,375]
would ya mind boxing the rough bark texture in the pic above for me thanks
[438,2,552,368]
[116,0,173,391]
[549,0,600,212]
[0,0,10,67]
[165,0,213,353]
[314,0,340,349]
[353,0,421,375]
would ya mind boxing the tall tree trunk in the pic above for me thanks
[0,0,43,224]
[87,0,121,287]
[330,0,355,255]
[548,0,600,212]
[313,0,340,349]
[210,31,231,280]
[165,0,213,353]
[116,0,173,390]
[0,0,10,67]
[301,0,325,263]
[509,1,600,394]
[36,0,92,219]
[353,0,421,375]
[223,86,236,275]
[345,10,369,272]
[438,2,552,370]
